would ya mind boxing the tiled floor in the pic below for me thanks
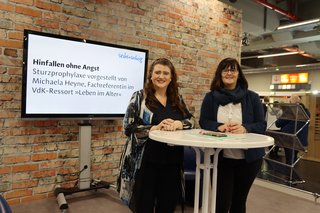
[10,183,320,213]
[9,148,320,213]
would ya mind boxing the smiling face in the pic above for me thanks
[221,66,239,90]
[151,64,172,91]
[210,58,248,92]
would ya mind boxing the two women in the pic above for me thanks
[119,57,266,213]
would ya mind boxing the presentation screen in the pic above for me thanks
[22,30,148,119]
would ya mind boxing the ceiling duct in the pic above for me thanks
[272,30,294,42]
[254,0,299,21]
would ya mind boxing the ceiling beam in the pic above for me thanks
[242,29,320,51]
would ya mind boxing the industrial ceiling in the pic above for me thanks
[219,0,320,74]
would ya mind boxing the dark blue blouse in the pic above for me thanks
[143,100,184,165]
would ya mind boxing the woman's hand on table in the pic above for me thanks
[218,122,247,134]
[150,119,183,131]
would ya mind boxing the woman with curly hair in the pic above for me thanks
[118,58,194,213]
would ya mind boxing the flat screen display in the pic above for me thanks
[22,30,148,119]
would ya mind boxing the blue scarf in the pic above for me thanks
[215,85,247,106]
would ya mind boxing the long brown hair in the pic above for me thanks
[210,58,248,91]
[144,58,190,116]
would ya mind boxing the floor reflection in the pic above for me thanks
[258,148,320,194]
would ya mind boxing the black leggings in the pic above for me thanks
[216,158,262,213]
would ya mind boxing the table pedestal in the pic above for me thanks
[148,129,274,213]
[193,147,222,213]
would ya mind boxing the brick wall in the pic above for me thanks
[0,0,241,204]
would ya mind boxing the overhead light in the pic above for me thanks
[295,64,308,68]
[257,51,299,58]
[242,51,299,60]
[277,18,320,30]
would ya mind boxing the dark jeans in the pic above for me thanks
[284,148,298,165]
[269,145,280,157]
[133,161,181,213]
[216,157,262,213]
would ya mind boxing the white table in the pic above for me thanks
[149,129,274,213]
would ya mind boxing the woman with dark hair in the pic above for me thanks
[199,58,266,213]
[118,58,194,213]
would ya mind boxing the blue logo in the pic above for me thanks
[118,52,144,63]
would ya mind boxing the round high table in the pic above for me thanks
[149,129,274,213]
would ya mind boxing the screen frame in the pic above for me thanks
[21,30,148,120]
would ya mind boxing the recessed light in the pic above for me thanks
[277,18,320,30]
[257,52,299,58]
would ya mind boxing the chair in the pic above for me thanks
[183,147,203,206]
[0,195,12,213]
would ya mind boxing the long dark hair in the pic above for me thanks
[144,58,190,116]
[210,58,248,91]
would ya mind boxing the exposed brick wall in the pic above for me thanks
[0,0,241,204]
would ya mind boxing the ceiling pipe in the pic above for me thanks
[254,0,299,21]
